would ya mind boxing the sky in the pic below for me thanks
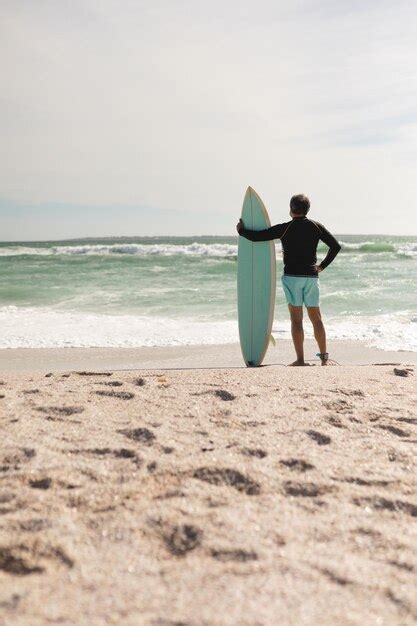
[1,0,417,240]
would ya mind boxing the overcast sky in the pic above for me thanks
[1,0,417,239]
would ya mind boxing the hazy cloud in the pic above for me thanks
[1,0,417,238]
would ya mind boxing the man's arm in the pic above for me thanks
[236,218,286,242]
[316,223,341,270]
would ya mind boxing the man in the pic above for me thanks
[236,194,341,366]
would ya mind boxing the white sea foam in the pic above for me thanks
[0,243,239,258]
[0,246,52,256]
[0,239,415,257]
[324,314,417,352]
[0,306,416,351]
[396,243,417,258]
[0,306,238,349]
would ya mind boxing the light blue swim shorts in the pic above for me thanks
[281,275,320,307]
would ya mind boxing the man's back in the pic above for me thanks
[239,215,341,276]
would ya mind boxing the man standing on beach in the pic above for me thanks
[236,194,341,366]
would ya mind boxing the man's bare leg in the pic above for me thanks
[307,307,327,365]
[288,305,308,366]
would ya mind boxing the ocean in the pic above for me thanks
[1,235,416,351]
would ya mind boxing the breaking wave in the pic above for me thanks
[0,240,416,258]
[0,242,238,258]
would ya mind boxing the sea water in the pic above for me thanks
[0,235,416,351]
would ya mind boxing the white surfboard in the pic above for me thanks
[237,187,276,366]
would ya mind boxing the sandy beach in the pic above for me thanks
[3,0,417,623]
[1,345,416,625]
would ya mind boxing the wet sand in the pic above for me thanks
[1,357,416,625]
[1,339,417,372]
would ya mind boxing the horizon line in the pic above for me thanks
[1,232,415,244]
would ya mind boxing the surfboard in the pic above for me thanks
[237,187,276,367]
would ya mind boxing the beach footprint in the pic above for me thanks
[210,548,258,562]
[0,542,73,576]
[306,430,331,446]
[29,478,52,490]
[283,480,332,498]
[353,496,417,517]
[241,448,267,458]
[95,381,124,387]
[0,447,36,472]
[192,467,261,495]
[378,424,410,438]
[95,390,134,400]
[191,389,236,401]
[118,428,156,445]
[70,447,142,467]
[280,458,314,472]
[149,519,203,557]
[76,371,112,377]
[35,406,84,422]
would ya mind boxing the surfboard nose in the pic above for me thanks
[244,186,255,203]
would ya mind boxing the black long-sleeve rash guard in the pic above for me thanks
[240,216,341,276]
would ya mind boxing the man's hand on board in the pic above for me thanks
[236,219,244,234]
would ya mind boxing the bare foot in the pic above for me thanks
[288,360,311,367]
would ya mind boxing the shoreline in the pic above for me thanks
[1,339,416,372]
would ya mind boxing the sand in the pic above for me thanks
[1,339,417,373]
[1,350,417,625]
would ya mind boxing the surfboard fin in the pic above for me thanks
[269,334,276,347]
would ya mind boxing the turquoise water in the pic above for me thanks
[1,235,416,350]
